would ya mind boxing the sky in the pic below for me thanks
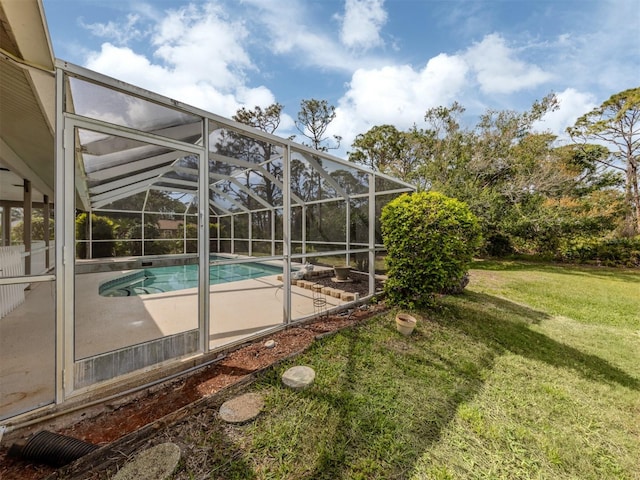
[42,0,640,158]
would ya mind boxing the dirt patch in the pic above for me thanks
[0,290,386,480]
[310,274,384,295]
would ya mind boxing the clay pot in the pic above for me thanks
[333,265,351,281]
[395,313,417,336]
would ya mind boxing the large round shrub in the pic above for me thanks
[381,191,482,308]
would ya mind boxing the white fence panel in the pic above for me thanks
[30,240,54,274]
[0,245,27,319]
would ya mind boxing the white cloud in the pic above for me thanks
[241,0,384,72]
[464,33,554,94]
[85,43,168,93]
[152,3,253,90]
[82,3,277,118]
[338,0,388,50]
[79,13,146,46]
[331,53,469,150]
[328,32,563,152]
[71,1,630,158]
[534,88,597,139]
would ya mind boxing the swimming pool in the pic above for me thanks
[100,259,285,297]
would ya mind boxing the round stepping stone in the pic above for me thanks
[219,392,264,424]
[112,443,181,480]
[282,366,316,390]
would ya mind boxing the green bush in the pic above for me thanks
[75,213,115,258]
[558,237,640,267]
[125,223,171,256]
[10,217,54,244]
[483,231,514,257]
[381,191,482,308]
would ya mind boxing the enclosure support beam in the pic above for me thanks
[2,204,10,246]
[271,210,275,257]
[283,144,292,325]
[199,118,210,353]
[368,173,376,296]
[230,215,235,254]
[43,195,50,268]
[248,213,252,256]
[23,179,32,275]
[217,218,221,253]
[55,67,67,404]
[88,208,92,259]
[302,205,306,263]
[60,79,77,399]
[345,199,350,267]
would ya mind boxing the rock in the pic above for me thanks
[264,339,276,349]
[219,392,264,424]
[282,366,315,390]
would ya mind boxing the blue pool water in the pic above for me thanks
[100,259,284,297]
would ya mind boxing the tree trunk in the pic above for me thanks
[629,158,640,234]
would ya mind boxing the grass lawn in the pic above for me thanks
[169,261,639,479]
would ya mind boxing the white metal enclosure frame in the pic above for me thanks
[2,58,414,425]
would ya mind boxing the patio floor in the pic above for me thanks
[0,269,344,422]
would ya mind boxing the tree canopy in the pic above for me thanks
[348,91,633,259]
[295,99,341,151]
[568,87,640,235]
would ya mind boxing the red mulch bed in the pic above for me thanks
[0,300,386,480]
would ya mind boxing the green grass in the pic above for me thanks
[471,259,640,329]
[168,261,639,479]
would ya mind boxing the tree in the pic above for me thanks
[349,124,404,172]
[419,102,472,192]
[215,103,285,213]
[75,213,115,258]
[568,87,640,235]
[347,94,628,259]
[233,103,283,134]
[348,124,430,184]
[295,99,341,151]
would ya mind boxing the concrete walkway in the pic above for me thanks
[1,269,344,421]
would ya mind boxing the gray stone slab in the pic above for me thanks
[219,392,265,424]
[112,442,181,480]
[282,365,316,390]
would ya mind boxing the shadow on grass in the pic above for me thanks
[441,291,640,391]
[289,321,495,479]
[178,290,638,479]
[290,293,638,479]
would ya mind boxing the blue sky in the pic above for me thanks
[43,0,639,157]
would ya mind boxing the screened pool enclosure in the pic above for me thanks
[0,54,413,423]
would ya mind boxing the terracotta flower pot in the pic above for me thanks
[395,313,417,336]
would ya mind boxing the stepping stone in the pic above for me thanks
[112,443,181,480]
[219,392,264,424]
[282,366,316,390]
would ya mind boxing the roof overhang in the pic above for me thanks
[0,0,55,203]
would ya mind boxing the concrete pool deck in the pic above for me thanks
[1,268,346,422]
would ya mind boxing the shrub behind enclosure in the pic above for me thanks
[381,191,482,308]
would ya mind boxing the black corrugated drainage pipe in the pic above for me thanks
[8,430,99,467]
